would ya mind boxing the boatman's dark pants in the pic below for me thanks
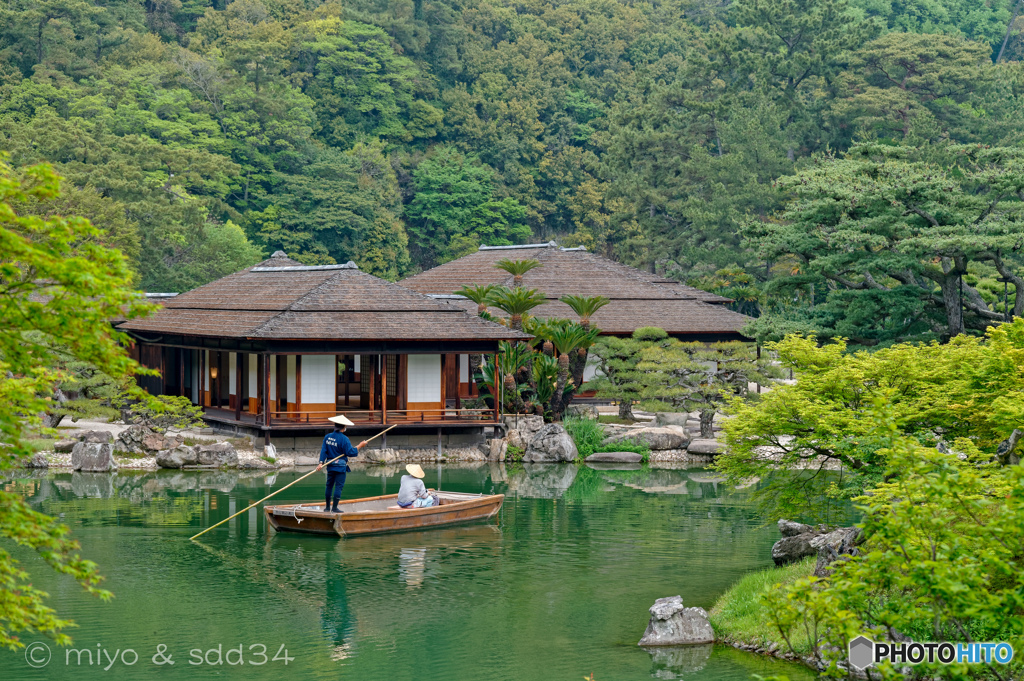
[325,470,346,504]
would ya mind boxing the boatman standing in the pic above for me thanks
[315,415,367,513]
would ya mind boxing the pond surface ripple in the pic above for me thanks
[1,463,815,681]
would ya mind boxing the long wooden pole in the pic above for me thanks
[189,424,398,541]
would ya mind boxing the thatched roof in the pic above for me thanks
[119,252,528,342]
[400,243,752,338]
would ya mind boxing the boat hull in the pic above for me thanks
[264,492,504,537]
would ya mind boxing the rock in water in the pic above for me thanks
[638,596,714,646]
[811,526,862,577]
[487,438,508,461]
[195,442,239,467]
[156,445,199,469]
[523,423,578,463]
[771,534,818,566]
[26,453,50,469]
[778,519,815,537]
[71,442,118,472]
[585,451,643,463]
[607,426,687,451]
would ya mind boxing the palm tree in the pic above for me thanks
[455,284,500,315]
[548,323,590,419]
[527,318,559,355]
[560,294,610,330]
[570,325,601,392]
[490,286,546,332]
[495,258,541,288]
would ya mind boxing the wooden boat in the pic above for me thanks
[264,491,504,537]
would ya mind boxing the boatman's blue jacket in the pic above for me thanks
[320,431,359,472]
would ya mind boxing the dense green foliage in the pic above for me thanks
[762,416,1024,680]
[2,0,1021,337]
[717,319,1024,521]
[0,158,147,647]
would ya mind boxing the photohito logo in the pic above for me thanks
[848,636,1014,670]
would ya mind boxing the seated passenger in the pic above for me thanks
[397,464,438,508]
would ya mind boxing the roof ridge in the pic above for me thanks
[569,250,703,300]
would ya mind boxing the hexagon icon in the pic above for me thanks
[848,636,875,670]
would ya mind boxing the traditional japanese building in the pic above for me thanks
[401,242,752,341]
[118,252,527,446]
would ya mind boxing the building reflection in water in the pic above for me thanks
[399,547,427,588]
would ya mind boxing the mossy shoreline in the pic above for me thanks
[708,558,819,668]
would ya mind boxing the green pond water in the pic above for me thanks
[1,463,816,681]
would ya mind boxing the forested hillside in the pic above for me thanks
[1,0,1023,343]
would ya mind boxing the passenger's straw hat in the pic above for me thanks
[406,464,425,479]
[327,415,355,426]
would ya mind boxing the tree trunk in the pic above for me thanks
[618,399,633,420]
[550,356,570,420]
[940,274,964,337]
[699,409,715,439]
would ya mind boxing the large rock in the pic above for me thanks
[361,447,399,464]
[53,439,77,453]
[778,519,815,537]
[71,442,118,472]
[293,455,319,466]
[116,425,181,455]
[26,453,50,469]
[79,430,113,444]
[502,415,545,443]
[565,404,599,419]
[638,596,714,646]
[487,439,508,461]
[686,439,722,455]
[771,534,818,566]
[653,412,690,427]
[156,445,198,469]
[608,426,687,451]
[811,526,862,577]
[523,423,578,463]
[195,442,238,467]
[585,451,643,463]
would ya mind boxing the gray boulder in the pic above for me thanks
[71,442,118,472]
[608,426,687,451]
[156,445,198,469]
[778,519,815,537]
[771,533,818,566]
[811,526,862,577]
[653,412,690,427]
[585,451,643,463]
[195,442,238,467]
[26,453,50,468]
[292,455,319,466]
[502,414,544,442]
[523,423,578,463]
[686,439,722,455]
[638,596,714,646]
[361,447,399,464]
[53,439,76,453]
[565,404,599,419]
[487,438,508,461]
[80,430,113,444]
[116,425,181,455]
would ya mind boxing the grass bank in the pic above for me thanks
[708,558,815,656]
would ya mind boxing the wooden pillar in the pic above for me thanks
[342,355,349,407]
[235,353,243,421]
[492,352,499,423]
[199,349,206,408]
[368,354,376,421]
[381,354,388,425]
[295,355,302,418]
[263,353,271,428]
[179,348,185,398]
